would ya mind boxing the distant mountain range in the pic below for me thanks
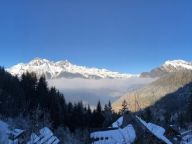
[7,58,137,79]
[6,58,192,110]
[7,58,192,79]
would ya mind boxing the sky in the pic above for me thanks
[0,0,192,73]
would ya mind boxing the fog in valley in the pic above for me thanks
[48,77,155,107]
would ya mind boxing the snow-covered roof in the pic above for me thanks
[40,127,53,136]
[8,129,25,138]
[27,127,60,144]
[91,124,136,144]
[0,120,26,144]
[112,116,123,128]
[0,121,59,144]
[137,116,172,144]
[28,133,40,144]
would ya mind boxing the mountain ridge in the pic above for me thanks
[141,59,192,77]
[7,58,192,79]
[7,58,137,79]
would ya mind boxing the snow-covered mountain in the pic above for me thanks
[141,60,192,77]
[7,58,136,79]
[162,60,192,71]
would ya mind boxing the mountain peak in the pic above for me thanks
[56,60,71,66]
[164,59,191,66]
[7,58,136,79]
[141,59,192,78]
[163,59,192,70]
[29,58,50,65]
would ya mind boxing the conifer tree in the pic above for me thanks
[103,101,113,127]
[93,101,104,128]
[121,100,128,114]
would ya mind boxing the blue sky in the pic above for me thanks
[0,0,192,73]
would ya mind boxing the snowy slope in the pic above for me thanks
[7,58,137,79]
[162,60,192,71]
[141,59,192,77]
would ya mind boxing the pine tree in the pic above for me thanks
[93,101,104,128]
[86,104,92,128]
[103,101,113,127]
[21,72,37,113]
[36,76,49,109]
[96,101,102,113]
[0,67,25,116]
[121,100,128,114]
[48,87,61,127]
[108,101,112,111]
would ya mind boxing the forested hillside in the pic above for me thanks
[0,67,120,142]
[138,81,192,126]
[113,70,192,112]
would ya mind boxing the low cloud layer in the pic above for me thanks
[48,78,155,107]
